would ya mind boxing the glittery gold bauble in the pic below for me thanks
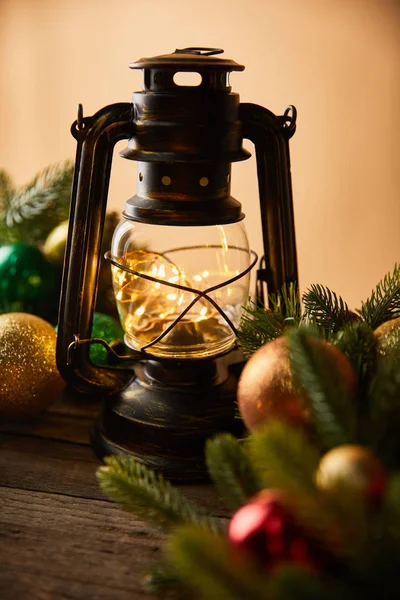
[0,313,65,419]
[237,336,357,432]
[374,317,400,362]
[316,445,386,503]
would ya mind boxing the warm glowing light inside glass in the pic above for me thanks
[111,221,251,359]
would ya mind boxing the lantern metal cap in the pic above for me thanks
[129,47,245,72]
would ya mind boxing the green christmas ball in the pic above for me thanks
[90,312,124,365]
[0,243,60,321]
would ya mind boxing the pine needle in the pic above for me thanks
[367,358,400,465]
[248,421,320,495]
[287,328,355,449]
[0,160,73,244]
[0,169,13,205]
[97,456,222,532]
[168,525,268,600]
[238,283,301,357]
[237,303,284,356]
[267,565,345,600]
[335,322,377,417]
[269,281,301,325]
[335,322,376,380]
[357,263,400,329]
[302,284,351,337]
[205,434,261,512]
[142,562,183,596]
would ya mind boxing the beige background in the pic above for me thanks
[0,0,399,309]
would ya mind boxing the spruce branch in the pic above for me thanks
[248,421,320,495]
[205,434,261,512]
[335,322,377,424]
[168,525,268,600]
[238,283,301,357]
[269,281,301,326]
[381,475,400,542]
[0,169,13,205]
[367,358,400,465]
[0,160,73,244]
[335,322,377,383]
[287,328,355,449]
[142,562,184,597]
[357,263,400,329]
[97,456,222,532]
[302,284,351,337]
[237,303,284,356]
[267,565,345,600]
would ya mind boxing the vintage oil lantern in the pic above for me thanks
[56,47,298,479]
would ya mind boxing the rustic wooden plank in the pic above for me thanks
[0,413,93,446]
[0,433,229,516]
[46,386,102,419]
[0,487,163,599]
[0,434,107,501]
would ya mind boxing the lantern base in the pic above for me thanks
[91,355,244,480]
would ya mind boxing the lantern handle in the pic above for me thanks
[239,103,299,306]
[57,102,136,394]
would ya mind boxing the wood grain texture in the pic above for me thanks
[0,390,229,599]
[0,487,162,600]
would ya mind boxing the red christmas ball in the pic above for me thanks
[228,490,326,571]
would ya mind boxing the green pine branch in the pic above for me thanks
[357,263,400,329]
[269,281,301,326]
[205,434,261,512]
[238,284,301,357]
[367,358,400,465]
[335,322,376,382]
[0,169,13,205]
[347,477,400,600]
[267,566,349,600]
[335,322,377,425]
[237,303,283,355]
[168,525,268,600]
[0,160,74,244]
[302,284,351,337]
[97,456,222,532]
[247,421,320,495]
[142,562,184,597]
[237,303,284,356]
[286,328,355,449]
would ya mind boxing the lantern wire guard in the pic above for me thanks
[56,47,298,479]
[105,247,258,355]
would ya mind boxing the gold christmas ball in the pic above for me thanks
[237,335,357,432]
[374,317,400,362]
[42,219,69,266]
[316,445,386,503]
[0,313,65,419]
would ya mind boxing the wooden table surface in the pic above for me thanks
[0,389,225,600]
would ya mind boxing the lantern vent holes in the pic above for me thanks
[199,177,209,187]
[162,176,172,186]
[173,72,202,87]
[139,172,143,182]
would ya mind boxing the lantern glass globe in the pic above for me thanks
[110,219,251,359]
